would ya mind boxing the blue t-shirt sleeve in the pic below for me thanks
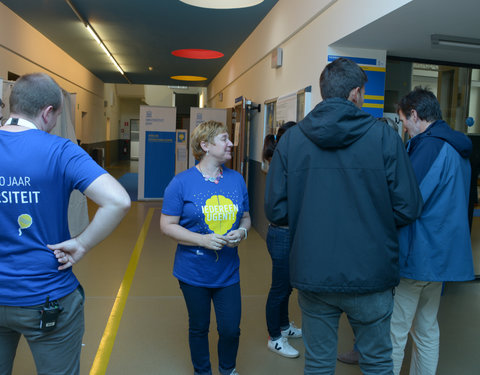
[62,141,107,192]
[162,177,184,216]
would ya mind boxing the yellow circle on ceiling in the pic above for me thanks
[179,0,264,9]
[171,75,207,81]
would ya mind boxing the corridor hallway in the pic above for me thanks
[10,161,480,375]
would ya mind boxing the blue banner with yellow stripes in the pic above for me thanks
[361,66,386,118]
[327,55,386,118]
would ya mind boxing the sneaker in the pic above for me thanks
[281,322,302,338]
[268,336,299,358]
[337,349,360,365]
[229,369,239,375]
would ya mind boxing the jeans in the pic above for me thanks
[298,288,394,375]
[0,286,85,375]
[265,225,293,339]
[179,281,241,375]
[390,278,442,375]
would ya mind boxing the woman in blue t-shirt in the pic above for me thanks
[161,120,250,375]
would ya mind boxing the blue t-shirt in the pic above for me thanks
[162,166,249,287]
[0,129,106,306]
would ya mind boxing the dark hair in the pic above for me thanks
[397,86,442,122]
[262,121,296,162]
[320,57,368,100]
[10,73,62,119]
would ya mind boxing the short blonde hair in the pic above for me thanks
[191,120,228,161]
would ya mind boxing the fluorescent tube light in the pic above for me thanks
[431,34,480,50]
[66,0,129,82]
[179,0,264,9]
[436,40,480,50]
[86,25,101,45]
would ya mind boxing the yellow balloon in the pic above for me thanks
[18,214,32,229]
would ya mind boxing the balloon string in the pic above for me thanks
[18,228,22,236]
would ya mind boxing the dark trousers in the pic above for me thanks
[179,281,241,375]
[0,286,85,375]
[265,225,292,339]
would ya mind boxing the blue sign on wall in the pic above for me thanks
[362,67,386,118]
[327,55,386,118]
[144,131,176,198]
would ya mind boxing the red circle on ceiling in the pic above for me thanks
[172,49,224,59]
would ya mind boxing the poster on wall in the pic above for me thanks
[139,105,176,199]
[327,47,387,118]
[144,131,176,198]
[189,108,227,168]
[175,129,188,175]
[276,92,297,128]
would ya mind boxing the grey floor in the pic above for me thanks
[10,161,480,374]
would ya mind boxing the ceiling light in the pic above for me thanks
[66,0,130,83]
[172,49,224,59]
[171,75,207,81]
[431,34,480,50]
[179,0,264,9]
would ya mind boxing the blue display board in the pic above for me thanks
[362,67,386,118]
[327,54,386,118]
[144,131,176,198]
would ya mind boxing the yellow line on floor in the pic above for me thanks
[89,207,155,375]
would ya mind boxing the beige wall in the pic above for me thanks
[0,3,109,144]
[208,0,413,162]
[119,98,143,127]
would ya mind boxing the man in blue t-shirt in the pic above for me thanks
[0,73,131,375]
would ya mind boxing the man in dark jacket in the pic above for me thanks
[391,87,474,375]
[265,58,423,374]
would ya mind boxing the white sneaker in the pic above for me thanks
[268,336,299,358]
[229,369,239,375]
[281,322,302,338]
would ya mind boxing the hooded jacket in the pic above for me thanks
[265,98,423,293]
[398,120,474,281]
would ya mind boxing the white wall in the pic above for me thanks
[144,85,206,107]
[208,0,413,162]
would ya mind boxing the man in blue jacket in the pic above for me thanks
[391,87,474,375]
[265,58,423,374]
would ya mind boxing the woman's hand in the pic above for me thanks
[201,233,228,250]
[225,229,244,247]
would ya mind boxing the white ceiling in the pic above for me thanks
[332,0,480,67]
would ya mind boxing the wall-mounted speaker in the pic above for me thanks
[271,47,283,69]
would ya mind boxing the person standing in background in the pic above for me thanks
[262,121,302,359]
[265,58,423,374]
[391,87,474,375]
